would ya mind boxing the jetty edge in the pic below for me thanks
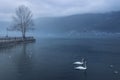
[0,36,36,45]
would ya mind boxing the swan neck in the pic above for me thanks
[85,62,87,68]
[82,59,84,62]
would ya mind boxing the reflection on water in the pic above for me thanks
[17,44,32,80]
[0,38,120,80]
[0,43,33,80]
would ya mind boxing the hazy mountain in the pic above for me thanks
[0,11,120,37]
[35,11,120,34]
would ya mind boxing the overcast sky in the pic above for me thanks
[0,0,120,21]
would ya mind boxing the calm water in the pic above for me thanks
[0,38,120,80]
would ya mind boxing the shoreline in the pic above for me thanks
[0,37,36,47]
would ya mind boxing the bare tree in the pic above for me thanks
[12,5,34,39]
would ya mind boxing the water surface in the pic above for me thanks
[0,38,120,80]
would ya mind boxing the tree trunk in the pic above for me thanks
[22,31,26,40]
[22,24,26,40]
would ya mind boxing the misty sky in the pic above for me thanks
[0,0,120,21]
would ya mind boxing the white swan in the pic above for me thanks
[110,65,114,68]
[114,70,119,74]
[75,61,87,70]
[73,58,84,65]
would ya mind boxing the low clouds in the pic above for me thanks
[0,0,120,21]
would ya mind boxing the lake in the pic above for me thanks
[0,38,120,80]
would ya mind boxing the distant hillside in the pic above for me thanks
[35,11,120,34]
[0,11,120,37]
